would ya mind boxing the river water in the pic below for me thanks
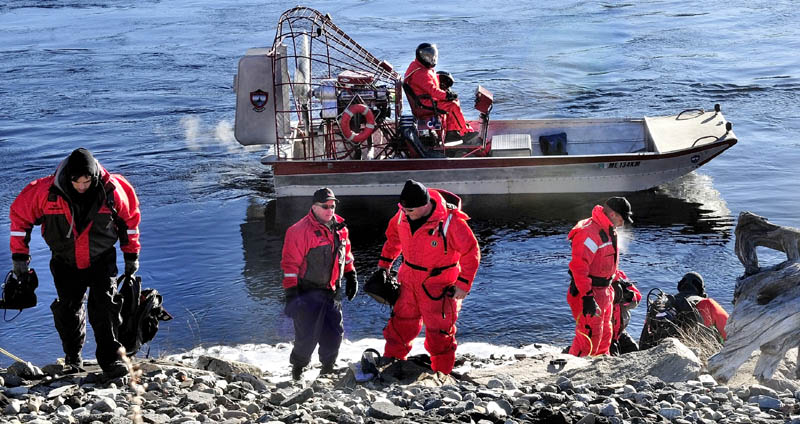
[1,0,799,366]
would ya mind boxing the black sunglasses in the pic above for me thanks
[315,203,336,210]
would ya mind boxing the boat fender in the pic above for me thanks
[339,103,375,143]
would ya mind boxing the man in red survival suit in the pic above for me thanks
[567,197,633,357]
[10,148,141,379]
[281,188,358,380]
[405,43,479,143]
[373,180,480,374]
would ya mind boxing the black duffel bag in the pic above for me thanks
[0,269,38,311]
[363,268,400,306]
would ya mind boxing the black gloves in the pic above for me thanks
[368,268,388,287]
[582,295,600,317]
[284,286,298,305]
[124,258,139,276]
[12,259,29,279]
[344,271,358,301]
[445,89,458,101]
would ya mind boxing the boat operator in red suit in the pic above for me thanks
[373,180,480,374]
[404,43,479,143]
[10,148,141,379]
[566,197,634,357]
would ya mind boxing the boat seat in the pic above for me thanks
[490,134,532,157]
[402,81,447,142]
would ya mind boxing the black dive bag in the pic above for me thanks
[363,268,400,306]
[117,274,173,356]
[0,269,38,310]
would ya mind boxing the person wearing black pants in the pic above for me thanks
[281,188,358,380]
[50,249,123,371]
[10,148,141,378]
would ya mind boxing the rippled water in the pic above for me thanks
[1,0,799,365]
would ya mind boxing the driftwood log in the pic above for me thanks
[708,212,800,383]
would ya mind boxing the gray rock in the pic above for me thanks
[368,401,405,420]
[4,398,21,415]
[280,387,313,407]
[233,373,267,392]
[659,406,683,419]
[698,374,717,387]
[6,361,42,379]
[748,395,782,410]
[486,399,513,417]
[486,378,505,389]
[3,386,29,397]
[141,412,171,424]
[195,356,263,380]
[181,391,216,406]
[600,402,619,417]
[3,374,23,387]
[748,384,778,399]
[92,396,117,413]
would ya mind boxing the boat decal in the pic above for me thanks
[605,161,641,169]
[691,155,700,164]
[250,89,268,112]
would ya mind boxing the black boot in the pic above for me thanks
[291,365,304,381]
[320,362,335,375]
[103,361,129,380]
[63,353,84,374]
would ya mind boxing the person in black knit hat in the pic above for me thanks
[10,148,141,379]
[371,179,481,374]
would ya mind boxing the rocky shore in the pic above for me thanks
[1,339,799,424]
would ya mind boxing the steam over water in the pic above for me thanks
[1,1,799,365]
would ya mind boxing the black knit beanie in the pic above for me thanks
[399,179,430,208]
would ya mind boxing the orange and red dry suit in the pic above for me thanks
[567,205,620,357]
[695,297,729,340]
[378,189,480,374]
[10,164,141,269]
[404,59,472,136]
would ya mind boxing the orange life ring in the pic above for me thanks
[339,104,375,143]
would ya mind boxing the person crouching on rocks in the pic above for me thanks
[566,197,633,357]
[676,271,729,340]
[9,148,141,379]
[280,188,358,380]
[372,179,480,375]
[610,270,642,355]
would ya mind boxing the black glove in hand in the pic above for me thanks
[284,286,298,305]
[124,258,139,276]
[344,271,358,301]
[445,89,458,101]
[12,259,29,279]
[582,295,600,317]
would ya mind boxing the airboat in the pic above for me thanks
[233,7,737,198]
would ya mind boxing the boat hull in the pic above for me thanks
[268,138,735,197]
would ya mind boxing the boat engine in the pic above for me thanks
[313,70,392,126]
